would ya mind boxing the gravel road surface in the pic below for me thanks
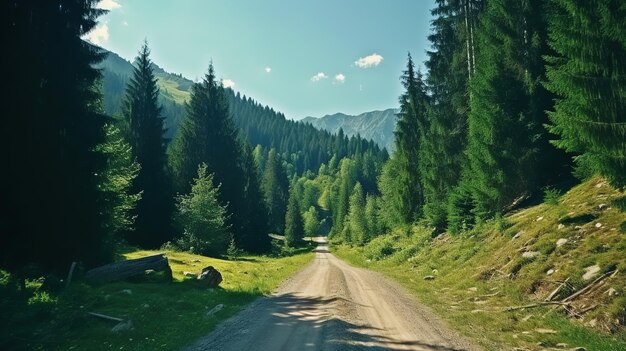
[186,241,480,351]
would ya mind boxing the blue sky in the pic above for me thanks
[88,0,436,119]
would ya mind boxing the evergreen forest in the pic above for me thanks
[1,1,625,349]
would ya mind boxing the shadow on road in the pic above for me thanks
[266,293,469,351]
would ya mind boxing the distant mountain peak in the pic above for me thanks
[302,108,398,151]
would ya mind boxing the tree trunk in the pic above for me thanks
[85,253,172,284]
[464,0,472,80]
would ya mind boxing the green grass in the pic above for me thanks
[0,249,313,351]
[332,177,626,351]
[156,78,191,105]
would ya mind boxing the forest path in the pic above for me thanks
[185,240,480,351]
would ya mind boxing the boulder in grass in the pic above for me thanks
[197,266,222,287]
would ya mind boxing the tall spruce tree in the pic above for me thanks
[121,42,172,247]
[169,64,270,252]
[239,144,272,253]
[284,187,304,247]
[421,0,484,230]
[546,0,626,188]
[261,149,290,233]
[393,54,428,223]
[347,183,367,245]
[465,0,557,220]
[1,0,111,274]
[96,123,141,241]
[378,157,412,228]
[332,158,357,236]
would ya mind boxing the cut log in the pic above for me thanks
[85,253,172,284]
[545,277,569,301]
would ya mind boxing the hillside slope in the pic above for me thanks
[333,177,626,350]
[302,109,398,152]
[98,50,189,139]
[98,49,387,175]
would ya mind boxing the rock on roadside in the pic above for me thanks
[198,266,223,287]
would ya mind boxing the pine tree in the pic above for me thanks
[284,188,304,247]
[465,0,557,220]
[96,123,141,239]
[364,195,380,238]
[391,54,428,224]
[261,149,290,233]
[332,158,357,236]
[546,0,626,188]
[303,206,320,237]
[347,183,368,245]
[421,0,484,230]
[238,144,272,253]
[2,0,110,274]
[175,163,231,257]
[169,64,270,252]
[378,157,412,228]
[121,41,172,247]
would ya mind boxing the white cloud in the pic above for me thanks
[122,21,129,26]
[310,72,328,82]
[334,73,346,84]
[96,0,121,10]
[84,22,109,46]
[354,53,384,68]
[223,79,236,88]
[265,67,272,73]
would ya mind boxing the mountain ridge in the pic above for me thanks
[302,109,398,152]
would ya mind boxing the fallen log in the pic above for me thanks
[545,277,570,302]
[562,269,616,303]
[85,253,172,284]
[88,312,124,322]
[504,301,569,312]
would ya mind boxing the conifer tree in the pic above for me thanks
[175,163,230,257]
[364,195,380,239]
[239,144,272,253]
[96,123,141,239]
[332,158,357,235]
[421,0,484,230]
[284,188,304,247]
[121,41,172,247]
[392,54,428,223]
[2,0,109,273]
[169,64,270,252]
[303,206,320,237]
[546,0,626,188]
[465,0,557,219]
[378,157,412,228]
[347,183,367,245]
[261,149,290,233]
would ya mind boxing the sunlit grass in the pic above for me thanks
[333,177,626,351]
[156,78,191,105]
[1,250,313,351]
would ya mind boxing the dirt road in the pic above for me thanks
[186,241,479,351]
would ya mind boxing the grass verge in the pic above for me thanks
[332,178,626,350]
[0,249,313,351]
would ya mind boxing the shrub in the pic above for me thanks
[543,187,563,205]
[175,164,231,257]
